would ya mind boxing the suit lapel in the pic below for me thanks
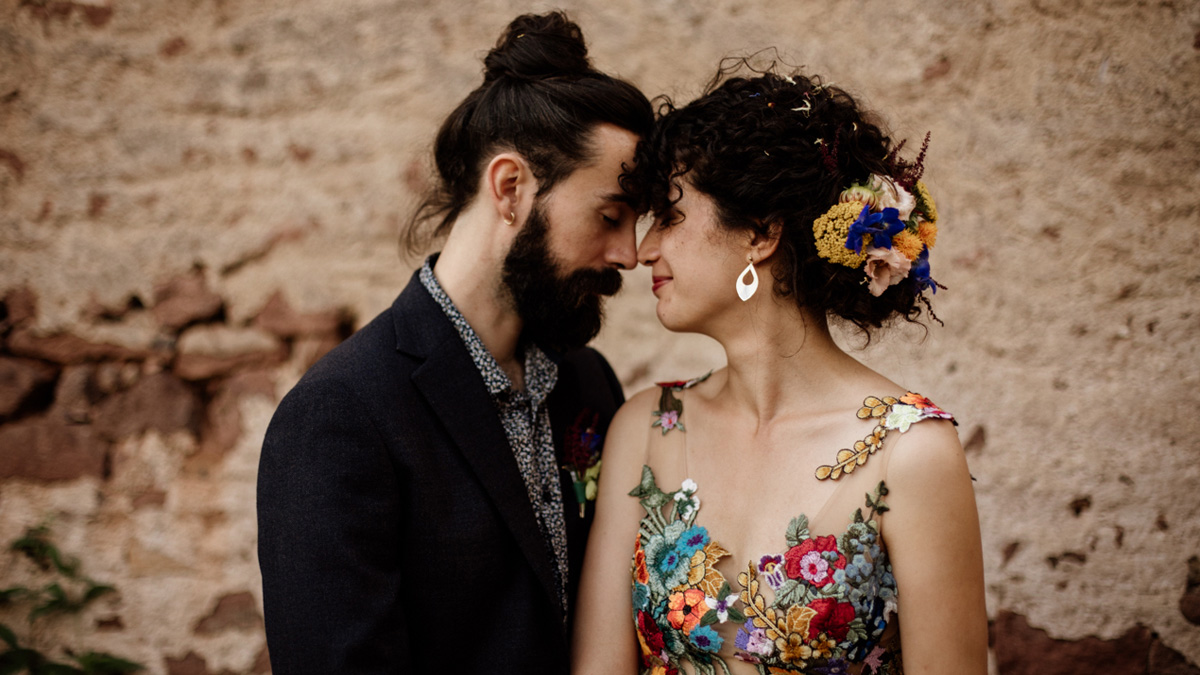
[391,273,563,625]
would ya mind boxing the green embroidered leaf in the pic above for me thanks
[785,514,810,547]
[774,579,809,607]
[718,581,732,598]
[700,609,719,626]
[629,466,670,509]
[727,607,746,623]
[845,617,868,644]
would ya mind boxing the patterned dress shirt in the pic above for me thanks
[419,258,569,614]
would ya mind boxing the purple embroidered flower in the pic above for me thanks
[758,554,787,591]
[735,620,774,657]
[658,410,679,430]
[704,591,739,622]
[798,550,832,584]
[814,658,851,675]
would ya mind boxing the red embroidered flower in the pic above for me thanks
[637,610,666,658]
[666,588,708,634]
[633,538,650,585]
[805,598,856,642]
[784,535,846,586]
[655,380,690,389]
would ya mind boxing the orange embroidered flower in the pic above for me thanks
[899,392,935,408]
[633,538,649,585]
[666,588,707,635]
[917,220,938,248]
[775,633,813,665]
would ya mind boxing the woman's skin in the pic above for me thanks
[571,181,987,675]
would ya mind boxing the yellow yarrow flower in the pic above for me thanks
[917,220,938,248]
[892,230,924,261]
[913,180,938,225]
[813,201,868,268]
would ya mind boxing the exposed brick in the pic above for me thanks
[164,651,235,675]
[2,286,38,327]
[87,192,108,217]
[7,328,146,364]
[1181,556,1200,625]
[20,1,113,28]
[152,271,223,332]
[251,643,270,674]
[922,56,952,82]
[130,489,166,509]
[193,591,263,634]
[0,414,108,482]
[253,291,344,339]
[159,36,188,58]
[92,371,200,440]
[0,148,26,181]
[54,364,95,424]
[173,326,284,381]
[0,356,57,418]
[991,610,1199,674]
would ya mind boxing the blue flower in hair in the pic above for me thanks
[845,205,905,253]
[911,246,937,293]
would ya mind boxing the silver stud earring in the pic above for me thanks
[736,256,758,302]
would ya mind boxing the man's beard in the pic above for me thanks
[501,203,623,352]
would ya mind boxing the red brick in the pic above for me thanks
[0,356,57,418]
[193,591,263,634]
[253,291,343,339]
[92,371,199,441]
[7,328,145,364]
[152,271,223,332]
[991,610,1192,675]
[0,414,107,482]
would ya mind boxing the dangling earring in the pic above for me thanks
[503,211,516,225]
[736,255,758,302]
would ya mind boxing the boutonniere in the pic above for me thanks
[563,410,604,518]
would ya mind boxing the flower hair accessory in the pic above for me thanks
[813,174,940,297]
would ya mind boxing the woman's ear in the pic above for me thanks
[748,220,783,263]
[484,152,537,227]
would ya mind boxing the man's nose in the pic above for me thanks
[605,225,638,270]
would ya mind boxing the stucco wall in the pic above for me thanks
[1,0,1198,672]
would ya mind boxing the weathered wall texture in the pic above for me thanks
[1,0,1197,672]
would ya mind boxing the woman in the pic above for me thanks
[572,65,987,675]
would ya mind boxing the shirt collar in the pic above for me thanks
[419,255,557,402]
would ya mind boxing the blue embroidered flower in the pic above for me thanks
[644,521,692,595]
[632,582,650,611]
[675,525,709,557]
[845,205,905,253]
[688,625,724,653]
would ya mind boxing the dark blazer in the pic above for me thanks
[257,271,625,674]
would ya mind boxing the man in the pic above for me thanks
[256,12,653,674]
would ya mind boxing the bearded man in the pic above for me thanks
[256,11,652,675]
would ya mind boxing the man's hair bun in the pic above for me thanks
[483,11,592,83]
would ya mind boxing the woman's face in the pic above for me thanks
[636,181,750,334]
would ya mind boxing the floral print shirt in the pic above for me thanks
[630,391,954,675]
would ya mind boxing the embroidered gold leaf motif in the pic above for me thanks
[740,561,787,643]
[816,395,898,481]
[697,541,731,597]
[784,605,818,637]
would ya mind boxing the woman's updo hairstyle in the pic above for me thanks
[405,12,653,253]
[638,57,933,339]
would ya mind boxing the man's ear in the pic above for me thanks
[484,152,537,228]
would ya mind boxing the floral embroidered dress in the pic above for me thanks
[632,385,954,675]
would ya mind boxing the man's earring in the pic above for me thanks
[736,256,758,302]
[503,212,516,225]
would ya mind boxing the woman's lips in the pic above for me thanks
[651,276,671,293]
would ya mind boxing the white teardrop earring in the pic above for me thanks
[736,257,758,302]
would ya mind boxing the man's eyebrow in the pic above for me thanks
[600,192,636,206]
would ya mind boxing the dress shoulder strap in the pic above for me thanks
[814,392,955,481]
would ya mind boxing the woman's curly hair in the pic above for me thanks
[635,57,934,339]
